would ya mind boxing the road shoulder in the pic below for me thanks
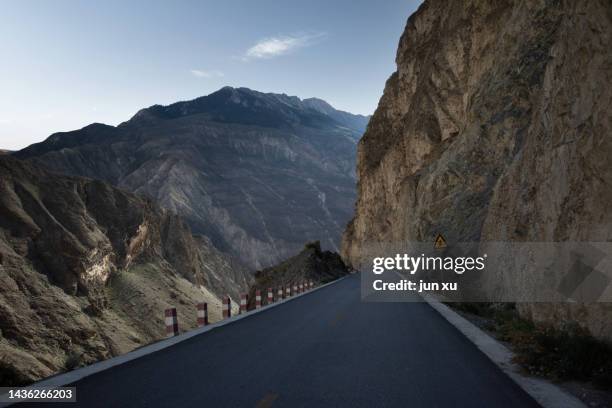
[423,295,586,408]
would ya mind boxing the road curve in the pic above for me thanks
[26,274,540,407]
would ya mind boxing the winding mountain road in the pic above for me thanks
[28,274,539,407]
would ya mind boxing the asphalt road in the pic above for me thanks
[28,274,540,407]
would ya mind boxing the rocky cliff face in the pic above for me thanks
[247,241,349,309]
[0,156,250,384]
[16,87,367,270]
[342,0,612,340]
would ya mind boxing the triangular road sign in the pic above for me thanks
[434,234,447,250]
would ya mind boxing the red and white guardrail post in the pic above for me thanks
[255,290,262,309]
[165,278,326,339]
[165,307,179,337]
[268,288,274,304]
[223,296,231,319]
[240,293,248,314]
[197,302,208,327]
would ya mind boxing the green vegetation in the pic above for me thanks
[64,351,84,371]
[453,303,612,389]
[304,240,322,252]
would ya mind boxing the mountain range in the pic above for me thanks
[16,87,369,269]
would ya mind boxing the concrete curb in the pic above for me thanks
[0,275,350,406]
[423,295,586,408]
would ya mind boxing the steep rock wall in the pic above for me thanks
[342,0,612,340]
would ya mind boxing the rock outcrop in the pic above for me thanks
[248,241,349,308]
[0,156,250,384]
[342,0,612,340]
[15,87,368,270]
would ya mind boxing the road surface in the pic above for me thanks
[27,274,540,407]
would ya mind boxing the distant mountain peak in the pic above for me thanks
[302,97,334,112]
[126,86,368,132]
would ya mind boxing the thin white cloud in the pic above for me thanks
[190,69,225,78]
[242,32,326,61]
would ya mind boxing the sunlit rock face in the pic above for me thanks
[342,0,612,340]
[16,87,368,270]
[0,157,251,384]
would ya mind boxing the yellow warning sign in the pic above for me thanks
[434,234,447,250]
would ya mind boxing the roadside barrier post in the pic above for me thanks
[255,290,262,309]
[268,288,274,304]
[240,293,248,314]
[165,308,179,337]
[197,303,208,327]
[223,296,231,319]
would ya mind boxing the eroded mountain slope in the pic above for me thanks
[0,157,250,384]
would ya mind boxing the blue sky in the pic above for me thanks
[0,0,422,150]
